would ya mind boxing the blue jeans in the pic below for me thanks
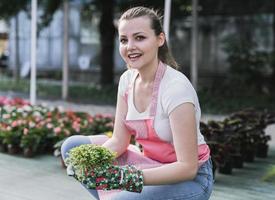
[61,135,214,200]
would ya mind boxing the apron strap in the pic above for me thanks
[124,62,166,118]
[149,61,166,117]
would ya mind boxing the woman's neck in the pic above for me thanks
[137,60,159,85]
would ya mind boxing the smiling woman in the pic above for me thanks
[61,6,213,200]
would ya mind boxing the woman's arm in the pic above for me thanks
[142,103,198,185]
[102,94,131,157]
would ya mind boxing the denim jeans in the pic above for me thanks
[61,135,214,200]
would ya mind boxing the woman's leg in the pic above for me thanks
[111,159,214,200]
[61,135,109,200]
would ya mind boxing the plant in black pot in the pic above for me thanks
[20,128,43,157]
[2,129,22,155]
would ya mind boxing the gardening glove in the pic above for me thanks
[82,164,144,193]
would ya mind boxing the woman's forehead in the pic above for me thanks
[118,17,152,35]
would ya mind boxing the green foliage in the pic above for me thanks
[66,144,116,169]
[198,86,275,114]
[0,0,28,19]
[38,0,62,34]
[0,77,117,105]
[222,34,270,90]
[65,144,116,180]
[20,128,44,151]
[262,165,275,183]
[0,100,115,157]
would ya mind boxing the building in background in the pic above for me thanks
[7,3,124,81]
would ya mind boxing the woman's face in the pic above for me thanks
[118,16,164,70]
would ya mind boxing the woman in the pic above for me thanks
[61,6,213,200]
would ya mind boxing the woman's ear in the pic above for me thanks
[158,32,165,47]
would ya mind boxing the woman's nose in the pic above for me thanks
[127,40,136,50]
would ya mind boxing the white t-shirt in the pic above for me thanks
[118,65,206,145]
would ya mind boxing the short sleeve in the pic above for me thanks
[118,69,134,97]
[161,80,196,115]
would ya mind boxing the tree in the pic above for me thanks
[98,0,116,86]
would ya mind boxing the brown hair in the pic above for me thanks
[119,6,179,69]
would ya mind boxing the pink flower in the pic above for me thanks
[95,114,103,119]
[23,128,29,135]
[106,121,114,128]
[47,123,53,129]
[3,114,10,119]
[11,121,18,127]
[102,113,113,118]
[35,116,41,122]
[54,127,62,135]
[72,121,80,133]
[88,116,94,123]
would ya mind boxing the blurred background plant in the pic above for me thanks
[0,97,114,158]
[262,165,275,183]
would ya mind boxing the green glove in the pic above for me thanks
[82,164,144,193]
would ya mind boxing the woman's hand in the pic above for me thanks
[82,164,144,193]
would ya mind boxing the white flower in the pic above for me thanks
[23,105,32,112]
[33,111,41,117]
[28,121,36,128]
[3,114,10,119]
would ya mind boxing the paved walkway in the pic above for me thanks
[1,92,275,199]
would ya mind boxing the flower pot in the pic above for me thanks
[256,144,269,158]
[211,159,217,181]
[7,144,20,155]
[23,147,35,158]
[231,154,243,168]
[0,143,7,153]
[218,160,232,175]
[243,149,255,162]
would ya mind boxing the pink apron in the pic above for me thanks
[97,61,210,199]
[123,61,210,164]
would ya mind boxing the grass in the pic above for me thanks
[0,76,117,105]
[198,86,275,114]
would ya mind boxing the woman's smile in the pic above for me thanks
[128,52,143,62]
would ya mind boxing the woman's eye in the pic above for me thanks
[120,38,127,44]
[136,36,145,41]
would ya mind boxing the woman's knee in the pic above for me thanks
[61,135,91,160]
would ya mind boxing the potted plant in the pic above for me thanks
[256,134,271,158]
[2,129,22,155]
[20,129,43,157]
[65,144,116,182]
[0,131,7,152]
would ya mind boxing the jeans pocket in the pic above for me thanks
[195,161,213,192]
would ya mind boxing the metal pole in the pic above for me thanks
[62,0,69,100]
[14,14,20,83]
[30,0,37,105]
[191,0,198,90]
[164,0,171,42]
